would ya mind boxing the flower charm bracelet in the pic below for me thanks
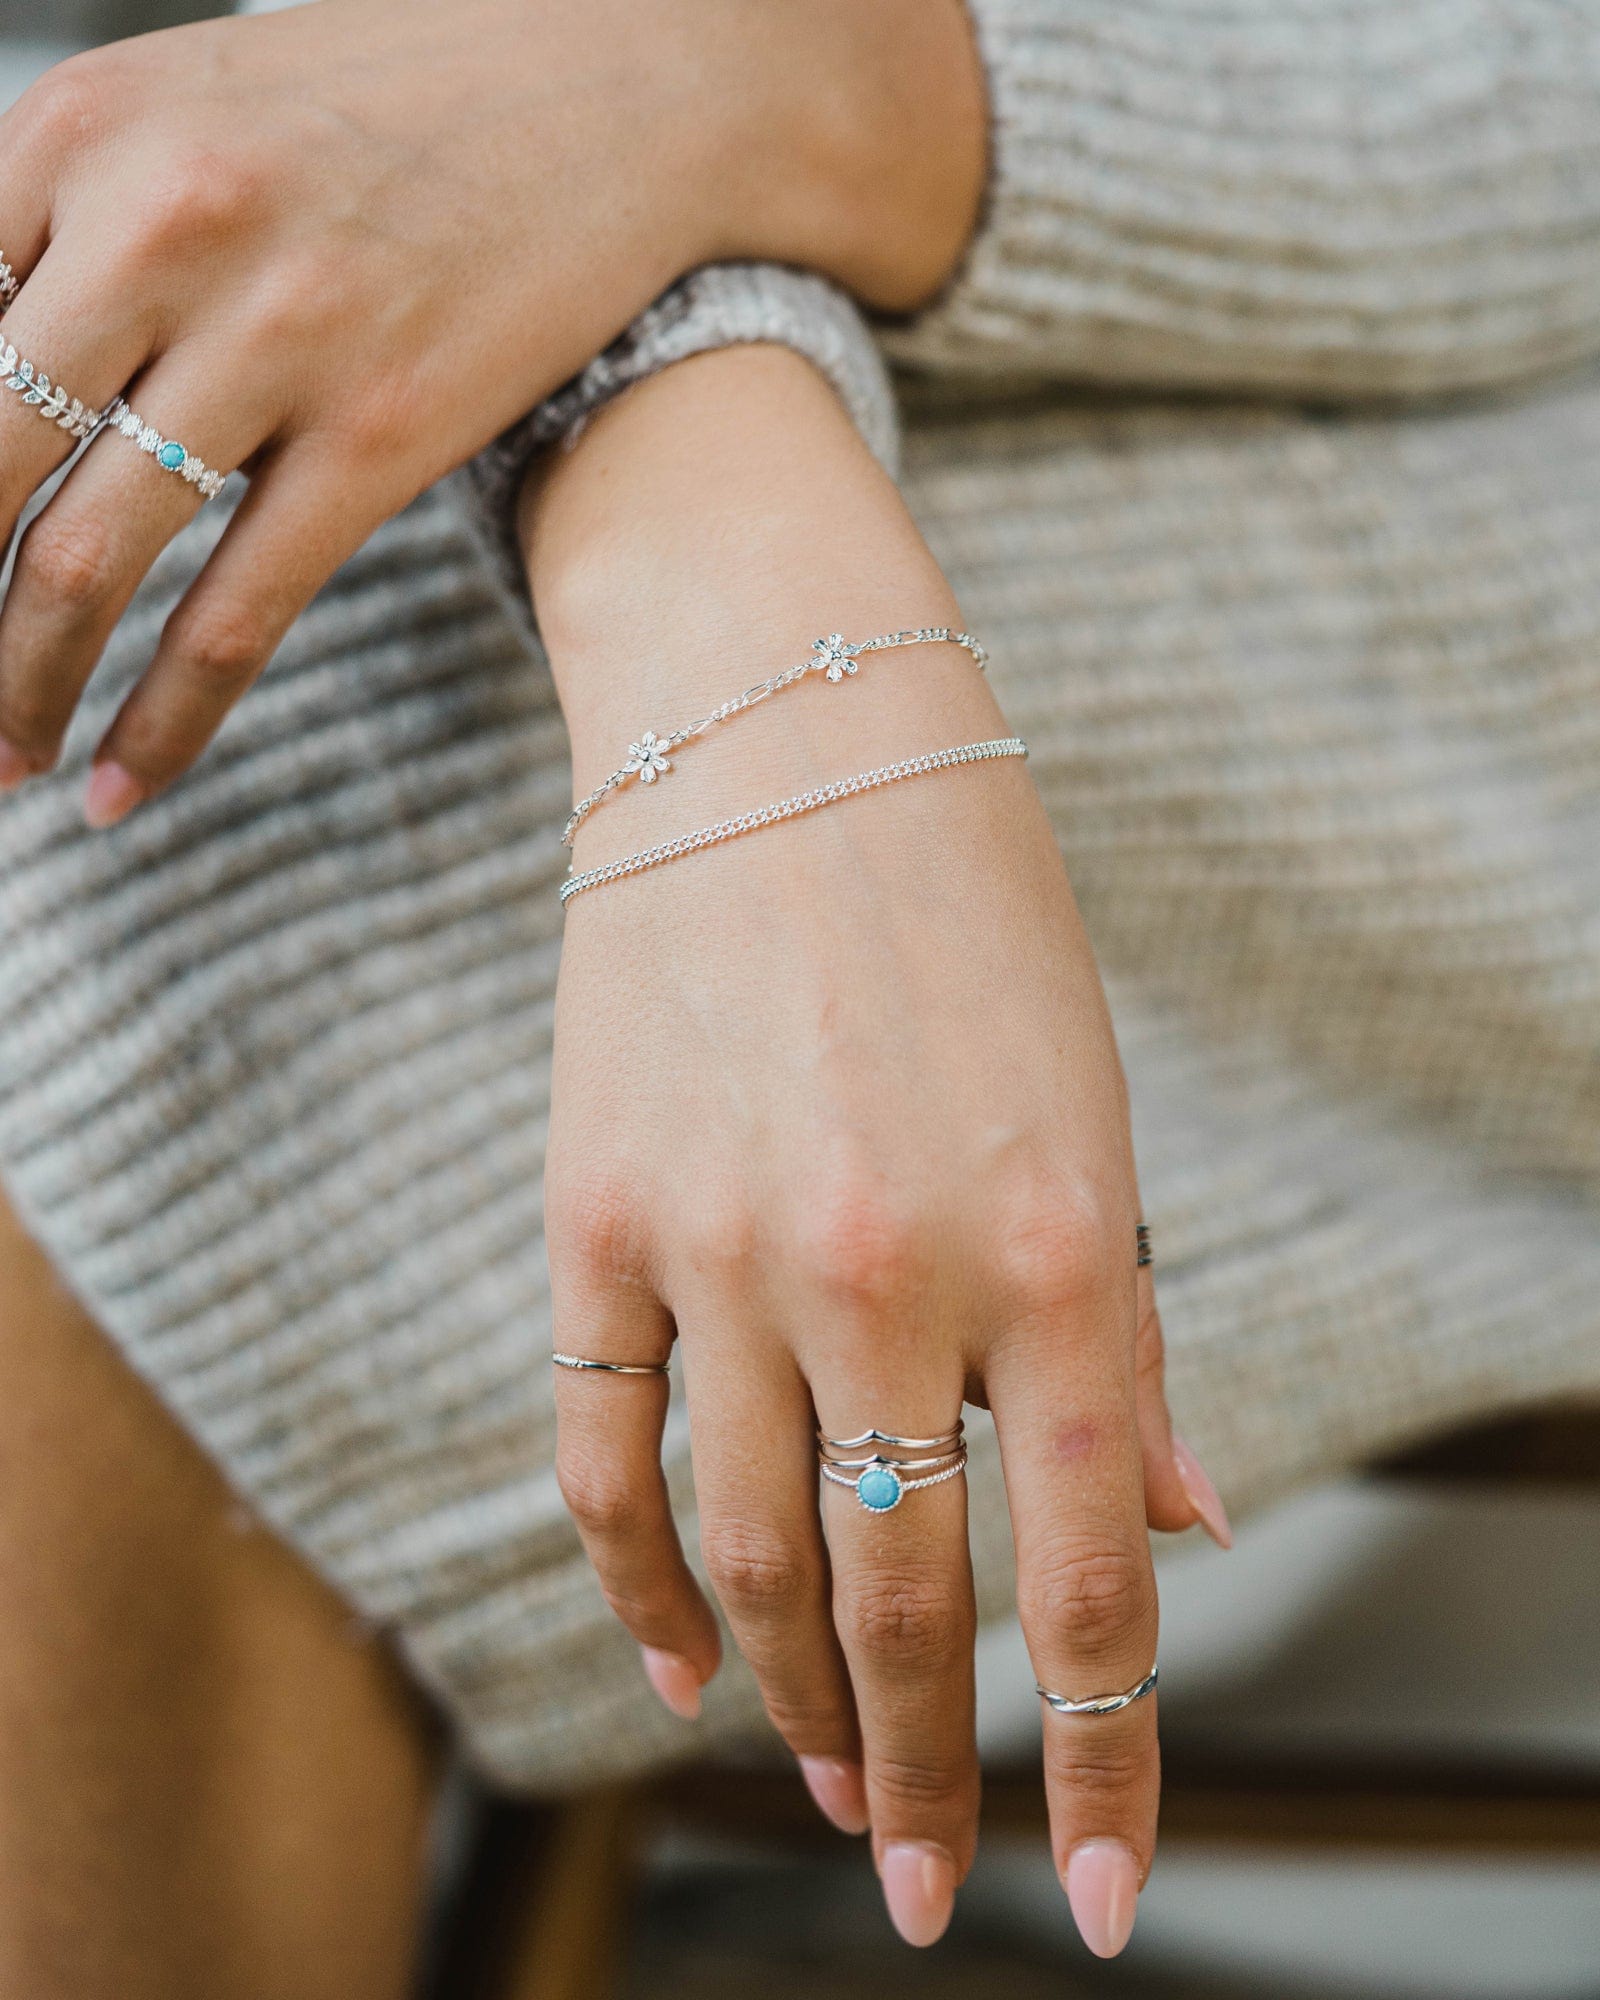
[561,625,987,847]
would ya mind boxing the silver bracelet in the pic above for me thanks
[559,735,1027,906]
[562,626,987,847]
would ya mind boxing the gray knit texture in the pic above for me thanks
[3,0,1600,1790]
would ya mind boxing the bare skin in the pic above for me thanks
[0,1185,439,2000]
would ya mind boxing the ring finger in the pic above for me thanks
[815,1338,978,1948]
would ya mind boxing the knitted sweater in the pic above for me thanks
[3,0,1599,1789]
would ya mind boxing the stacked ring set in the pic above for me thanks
[817,1422,969,1514]
[0,247,230,501]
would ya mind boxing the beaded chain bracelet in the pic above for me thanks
[561,626,987,847]
[560,736,1028,905]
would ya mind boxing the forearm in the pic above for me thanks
[521,344,1009,863]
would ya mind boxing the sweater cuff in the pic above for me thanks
[454,262,899,623]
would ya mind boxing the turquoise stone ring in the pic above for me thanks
[100,396,227,501]
[856,1464,905,1513]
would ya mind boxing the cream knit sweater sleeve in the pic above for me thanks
[889,0,1600,397]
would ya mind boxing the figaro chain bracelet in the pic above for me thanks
[561,626,988,847]
[560,737,1028,905]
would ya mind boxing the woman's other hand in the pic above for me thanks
[525,344,1232,1955]
[0,0,984,823]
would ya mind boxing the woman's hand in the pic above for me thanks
[0,0,983,824]
[526,346,1231,1954]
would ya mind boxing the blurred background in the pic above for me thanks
[4,10,1598,1999]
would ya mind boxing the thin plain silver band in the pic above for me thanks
[101,396,228,500]
[819,1426,964,1453]
[0,339,100,440]
[560,738,1028,905]
[1037,1665,1159,1716]
[551,1352,670,1376]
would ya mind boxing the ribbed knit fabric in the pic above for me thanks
[3,1,1600,1788]
[887,0,1600,395]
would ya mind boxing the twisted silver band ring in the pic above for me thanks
[101,396,228,500]
[1037,1665,1159,1717]
[0,255,18,314]
[0,341,99,440]
[551,1352,670,1376]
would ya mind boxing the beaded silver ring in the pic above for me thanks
[101,395,227,501]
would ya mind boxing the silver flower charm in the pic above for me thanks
[624,731,673,783]
[813,633,858,683]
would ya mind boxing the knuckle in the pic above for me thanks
[843,1572,954,1666]
[13,54,114,156]
[702,1523,815,1617]
[126,148,272,257]
[868,1751,970,1814]
[793,1167,926,1311]
[168,604,268,692]
[555,1453,637,1541]
[1052,1734,1149,1800]
[1024,1543,1152,1662]
[760,1690,849,1749]
[993,1174,1120,1315]
[548,1171,652,1289]
[20,513,118,614]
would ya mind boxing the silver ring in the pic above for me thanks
[0,254,19,314]
[1136,1222,1152,1269]
[818,1425,964,1454]
[820,1448,968,1512]
[551,1351,670,1376]
[0,340,99,440]
[101,396,228,500]
[1037,1665,1158,1716]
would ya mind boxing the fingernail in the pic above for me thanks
[0,737,31,788]
[1065,1838,1141,1959]
[84,760,143,830]
[799,1755,870,1836]
[879,1841,956,1948]
[640,1646,702,1721]
[1172,1433,1233,1550]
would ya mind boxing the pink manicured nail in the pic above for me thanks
[640,1646,702,1721]
[1172,1433,1233,1550]
[84,761,143,830]
[879,1841,956,1947]
[0,737,31,788]
[799,1756,870,1836]
[1065,1838,1140,1958]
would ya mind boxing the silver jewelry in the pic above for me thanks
[0,255,19,314]
[0,341,99,440]
[1137,1223,1153,1269]
[1037,1665,1159,1717]
[817,1421,967,1513]
[101,396,227,500]
[563,627,988,847]
[560,735,1028,906]
[551,1351,670,1376]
